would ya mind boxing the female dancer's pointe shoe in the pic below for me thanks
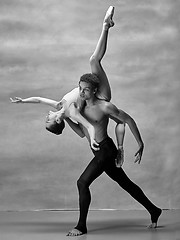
[104,6,115,28]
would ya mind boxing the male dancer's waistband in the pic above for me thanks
[97,136,113,147]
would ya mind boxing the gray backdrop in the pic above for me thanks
[1,0,180,210]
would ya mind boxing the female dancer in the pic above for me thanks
[11,6,125,165]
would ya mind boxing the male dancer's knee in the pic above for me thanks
[77,178,88,193]
[77,178,91,203]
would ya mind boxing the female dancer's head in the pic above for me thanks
[46,111,65,135]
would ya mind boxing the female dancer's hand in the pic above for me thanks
[10,97,23,103]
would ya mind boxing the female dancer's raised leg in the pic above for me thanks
[89,6,125,167]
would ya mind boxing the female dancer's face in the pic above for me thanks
[46,111,59,124]
[46,116,57,130]
[45,111,64,135]
[46,111,63,129]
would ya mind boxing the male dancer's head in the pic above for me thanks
[79,73,100,101]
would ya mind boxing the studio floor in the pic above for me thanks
[0,209,179,240]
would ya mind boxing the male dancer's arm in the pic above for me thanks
[104,102,144,163]
[67,103,99,150]
[65,116,99,151]
[65,118,85,138]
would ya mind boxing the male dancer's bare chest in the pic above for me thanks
[81,105,105,125]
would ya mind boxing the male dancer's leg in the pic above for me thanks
[67,137,118,236]
[105,161,162,228]
[67,156,104,236]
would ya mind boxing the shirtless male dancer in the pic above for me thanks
[10,6,125,165]
[64,7,162,237]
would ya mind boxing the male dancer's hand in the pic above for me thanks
[134,143,144,164]
[91,139,100,151]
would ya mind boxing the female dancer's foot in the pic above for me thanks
[148,208,162,228]
[103,6,115,29]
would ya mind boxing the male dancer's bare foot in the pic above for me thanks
[148,223,158,229]
[66,228,86,237]
[148,208,162,229]
[103,6,115,29]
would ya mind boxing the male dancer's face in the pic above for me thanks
[79,81,95,101]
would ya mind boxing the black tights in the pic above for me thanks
[75,137,159,233]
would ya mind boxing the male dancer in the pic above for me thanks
[65,8,162,237]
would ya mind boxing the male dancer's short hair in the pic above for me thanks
[79,73,100,89]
